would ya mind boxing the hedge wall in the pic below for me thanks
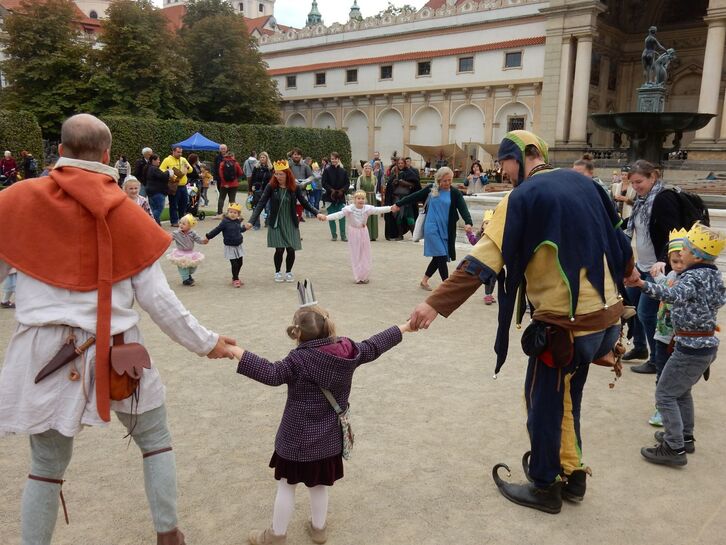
[0,110,44,162]
[102,117,351,167]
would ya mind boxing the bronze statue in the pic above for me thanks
[654,48,676,86]
[642,26,667,85]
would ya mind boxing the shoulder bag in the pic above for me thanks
[412,193,431,242]
[320,387,354,460]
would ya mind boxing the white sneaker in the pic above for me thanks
[285,272,294,282]
[274,272,284,283]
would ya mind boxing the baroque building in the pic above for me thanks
[258,0,726,170]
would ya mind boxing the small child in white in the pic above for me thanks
[167,213,207,286]
[323,190,390,284]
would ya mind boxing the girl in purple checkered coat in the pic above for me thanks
[230,305,412,545]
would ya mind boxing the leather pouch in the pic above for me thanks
[109,335,151,401]
[522,320,574,368]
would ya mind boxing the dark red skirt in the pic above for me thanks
[269,452,344,487]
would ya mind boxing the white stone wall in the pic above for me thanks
[74,0,111,19]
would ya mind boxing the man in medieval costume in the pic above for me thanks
[0,114,237,544]
[409,130,633,514]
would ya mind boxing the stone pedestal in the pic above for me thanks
[636,86,666,113]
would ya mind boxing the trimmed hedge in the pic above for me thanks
[0,110,44,162]
[102,116,351,166]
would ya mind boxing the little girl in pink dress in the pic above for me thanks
[325,190,390,284]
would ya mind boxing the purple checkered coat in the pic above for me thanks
[237,326,402,462]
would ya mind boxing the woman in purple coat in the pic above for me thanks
[230,305,412,545]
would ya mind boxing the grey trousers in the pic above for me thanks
[655,346,716,450]
[21,405,178,545]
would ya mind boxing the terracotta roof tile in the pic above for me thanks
[267,36,545,76]
[0,0,101,30]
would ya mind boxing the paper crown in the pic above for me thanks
[668,228,688,253]
[274,159,290,172]
[312,162,320,170]
[181,213,197,228]
[483,210,494,222]
[228,203,242,213]
[684,222,726,260]
[297,279,317,308]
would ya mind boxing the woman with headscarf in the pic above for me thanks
[391,167,473,290]
[246,160,324,283]
[383,157,422,240]
[356,162,380,241]
[623,159,685,373]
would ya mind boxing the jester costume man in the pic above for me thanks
[423,131,633,513]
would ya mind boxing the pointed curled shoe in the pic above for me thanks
[522,450,589,502]
[492,463,563,514]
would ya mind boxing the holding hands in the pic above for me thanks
[316,213,326,221]
[409,302,438,330]
[623,268,645,288]
[229,345,245,360]
[207,335,238,359]
[390,204,400,214]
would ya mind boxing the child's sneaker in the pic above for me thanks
[285,272,294,282]
[648,409,663,427]
[249,528,286,544]
[640,441,687,466]
[274,272,284,283]
[305,520,328,544]
[484,294,495,305]
[233,280,241,288]
[655,430,695,453]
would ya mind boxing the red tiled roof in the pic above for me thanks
[161,4,186,32]
[0,0,101,29]
[267,36,545,76]
[245,15,293,36]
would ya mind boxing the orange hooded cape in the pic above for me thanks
[0,163,172,422]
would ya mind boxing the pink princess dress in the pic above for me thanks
[326,204,391,283]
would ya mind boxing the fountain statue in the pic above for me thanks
[590,27,714,166]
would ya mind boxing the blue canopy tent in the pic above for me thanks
[172,132,220,151]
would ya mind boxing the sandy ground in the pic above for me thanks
[1,215,725,545]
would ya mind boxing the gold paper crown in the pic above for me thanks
[228,203,242,213]
[668,228,688,253]
[181,213,197,228]
[273,159,289,172]
[483,210,494,222]
[685,222,726,260]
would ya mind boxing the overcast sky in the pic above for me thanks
[273,0,429,28]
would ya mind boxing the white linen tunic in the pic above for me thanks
[0,259,217,437]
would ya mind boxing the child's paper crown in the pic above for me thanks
[668,228,687,253]
[181,213,197,228]
[684,222,726,260]
[274,159,290,172]
[297,279,317,307]
[228,203,242,212]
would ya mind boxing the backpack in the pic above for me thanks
[222,159,237,182]
[669,187,710,228]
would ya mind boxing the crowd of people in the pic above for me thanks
[1,114,724,545]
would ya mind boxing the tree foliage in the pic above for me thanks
[0,110,44,161]
[0,0,93,138]
[182,1,280,124]
[88,0,190,119]
[102,116,351,169]
[183,0,234,25]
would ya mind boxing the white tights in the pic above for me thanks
[271,478,329,535]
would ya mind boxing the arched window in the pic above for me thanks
[238,2,244,11]
[89,10,98,19]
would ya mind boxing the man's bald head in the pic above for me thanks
[59,114,112,162]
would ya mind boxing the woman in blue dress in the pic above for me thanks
[392,167,473,290]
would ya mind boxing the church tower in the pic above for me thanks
[349,0,362,21]
[306,0,323,27]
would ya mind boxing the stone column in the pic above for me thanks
[569,35,593,145]
[695,18,726,141]
[555,37,574,143]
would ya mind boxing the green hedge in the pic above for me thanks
[102,116,351,166]
[0,110,44,163]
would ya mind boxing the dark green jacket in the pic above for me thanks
[395,185,472,260]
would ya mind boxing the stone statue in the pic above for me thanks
[654,48,676,86]
[642,26,667,85]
